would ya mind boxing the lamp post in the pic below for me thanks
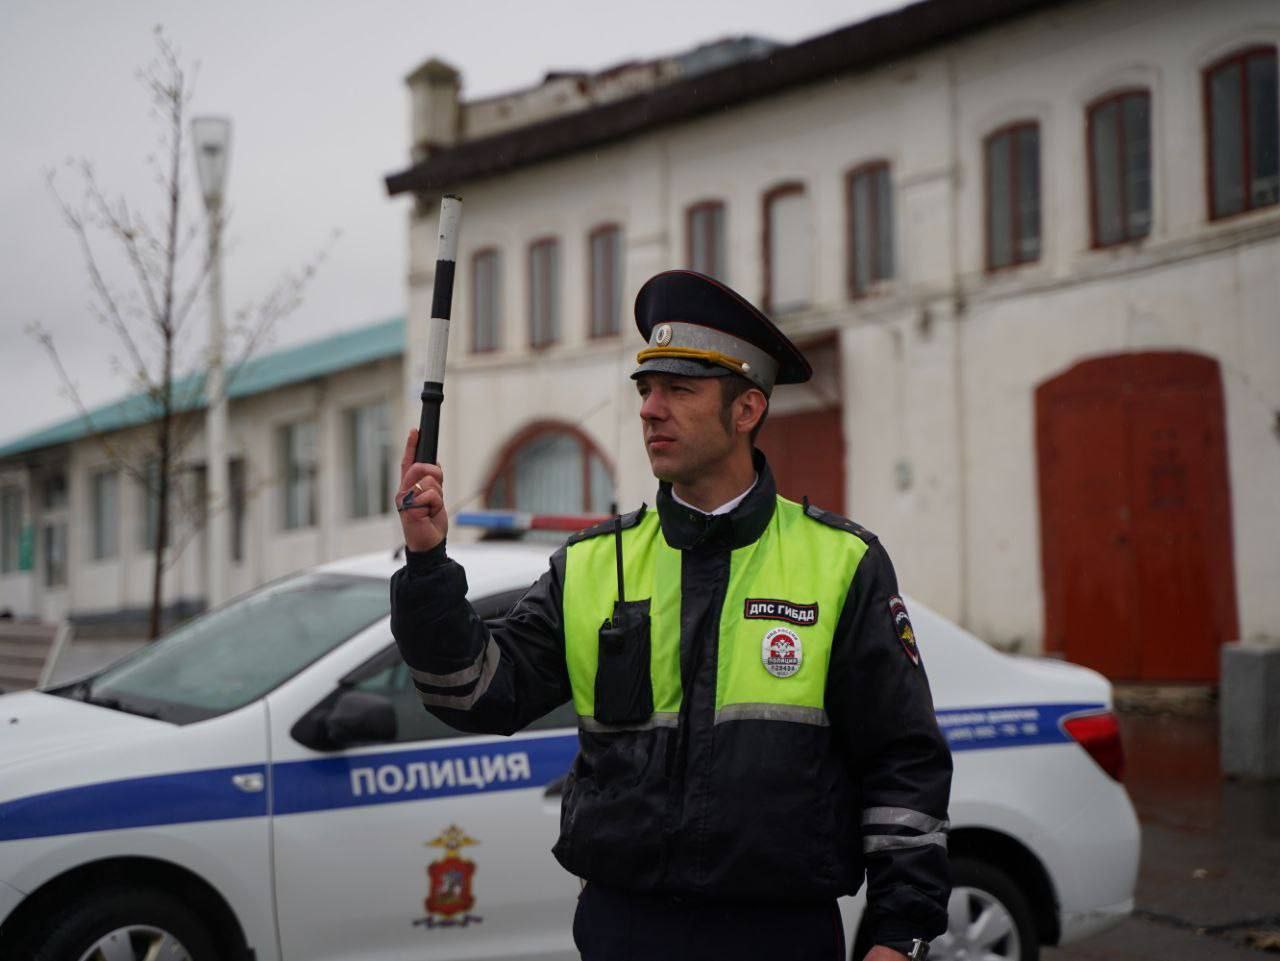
[192,116,231,609]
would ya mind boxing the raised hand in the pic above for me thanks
[396,429,449,552]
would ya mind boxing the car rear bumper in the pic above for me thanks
[1059,895,1134,943]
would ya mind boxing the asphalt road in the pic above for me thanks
[1045,711,1280,960]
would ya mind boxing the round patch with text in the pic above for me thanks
[761,627,802,678]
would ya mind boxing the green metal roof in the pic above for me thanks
[0,316,405,460]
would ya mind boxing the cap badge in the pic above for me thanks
[654,323,673,346]
[761,627,802,678]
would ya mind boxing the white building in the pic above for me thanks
[0,319,406,633]
[385,0,1280,682]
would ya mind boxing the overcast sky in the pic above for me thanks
[1,0,905,445]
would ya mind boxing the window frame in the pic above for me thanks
[483,420,614,514]
[527,236,561,350]
[138,460,164,551]
[470,247,502,354]
[845,160,895,299]
[345,400,392,521]
[1086,88,1153,249]
[587,223,623,339]
[1203,44,1280,222]
[229,457,246,564]
[0,486,23,575]
[984,120,1042,272]
[761,180,810,313]
[278,419,319,531]
[89,467,119,562]
[684,199,727,280]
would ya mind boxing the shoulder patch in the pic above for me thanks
[566,504,648,545]
[802,502,877,543]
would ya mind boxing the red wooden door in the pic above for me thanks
[1035,353,1238,681]
[757,407,845,514]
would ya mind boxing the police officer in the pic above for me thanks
[392,270,952,961]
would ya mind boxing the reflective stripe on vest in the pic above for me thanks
[562,498,869,727]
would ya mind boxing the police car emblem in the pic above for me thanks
[761,627,802,678]
[655,323,673,346]
[415,825,483,929]
[889,595,920,667]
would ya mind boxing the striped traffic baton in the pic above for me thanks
[411,194,463,470]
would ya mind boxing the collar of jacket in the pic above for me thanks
[655,449,777,552]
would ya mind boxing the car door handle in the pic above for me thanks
[543,774,568,799]
[232,772,265,793]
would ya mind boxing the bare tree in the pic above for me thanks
[31,28,335,639]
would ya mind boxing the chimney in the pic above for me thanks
[406,58,461,162]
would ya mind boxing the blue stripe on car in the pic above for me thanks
[937,701,1106,752]
[271,732,579,816]
[0,763,269,842]
[0,702,1107,841]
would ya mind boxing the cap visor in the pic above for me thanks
[631,357,734,380]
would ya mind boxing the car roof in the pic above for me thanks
[316,540,556,599]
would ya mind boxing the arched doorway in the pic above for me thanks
[485,422,615,515]
[1035,352,1238,681]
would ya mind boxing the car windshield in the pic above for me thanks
[70,572,389,724]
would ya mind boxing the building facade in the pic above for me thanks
[0,319,406,631]
[387,0,1280,681]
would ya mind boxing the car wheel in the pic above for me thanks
[929,858,1039,961]
[21,887,220,961]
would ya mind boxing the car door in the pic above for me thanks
[268,590,581,961]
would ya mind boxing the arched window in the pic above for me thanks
[685,200,727,280]
[1087,90,1152,247]
[846,161,895,297]
[985,121,1041,270]
[1204,46,1278,220]
[485,423,615,515]
[762,182,812,313]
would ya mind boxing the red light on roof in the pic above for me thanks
[529,513,610,532]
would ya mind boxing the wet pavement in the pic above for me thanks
[1045,711,1280,959]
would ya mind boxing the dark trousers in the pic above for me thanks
[573,882,846,961]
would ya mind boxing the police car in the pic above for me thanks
[0,514,1139,961]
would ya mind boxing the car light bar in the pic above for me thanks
[455,510,610,533]
[1062,710,1125,782]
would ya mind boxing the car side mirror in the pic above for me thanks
[291,686,397,752]
[323,689,397,750]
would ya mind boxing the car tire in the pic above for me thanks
[20,886,220,961]
[850,858,1039,961]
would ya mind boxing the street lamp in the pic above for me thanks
[192,116,231,609]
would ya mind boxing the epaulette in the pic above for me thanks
[566,503,648,545]
[802,499,877,543]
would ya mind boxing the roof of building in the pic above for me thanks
[385,0,1068,195]
[0,316,405,460]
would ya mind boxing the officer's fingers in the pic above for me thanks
[417,488,444,517]
[400,429,419,475]
[400,487,443,520]
[399,462,444,494]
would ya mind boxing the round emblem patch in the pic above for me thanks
[761,627,802,678]
[654,323,673,346]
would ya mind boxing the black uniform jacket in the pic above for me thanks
[391,454,953,947]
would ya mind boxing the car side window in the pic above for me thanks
[351,587,578,744]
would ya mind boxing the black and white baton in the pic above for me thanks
[411,194,463,470]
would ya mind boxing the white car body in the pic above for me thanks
[0,542,1139,960]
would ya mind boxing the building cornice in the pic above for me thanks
[384,0,1072,196]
